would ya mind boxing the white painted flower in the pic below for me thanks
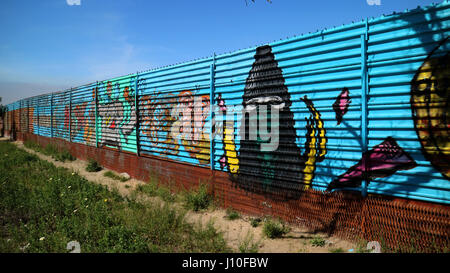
[39,237,45,241]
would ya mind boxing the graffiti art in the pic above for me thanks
[411,37,449,179]
[327,137,417,191]
[140,92,180,156]
[98,81,137,149]
[140,90,211,164]
[222,45,327,200]
[333,87,351,125]
[82,88,96,144]
[177,91,211,165]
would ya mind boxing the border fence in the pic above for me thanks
[4,2,449,252]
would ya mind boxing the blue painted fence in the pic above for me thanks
[5,2,450,204]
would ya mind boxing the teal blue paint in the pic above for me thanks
[361,33,368,197]
[210,54,216,170]
[69,89,72,142]
[27,100,30,133]
[95,82,99,148]
[51,94,54,138]
[134,73,140,156]
[37,97,39,136]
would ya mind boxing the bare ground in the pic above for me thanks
[11,140,357,253]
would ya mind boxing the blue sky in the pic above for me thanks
[0,0,439,105]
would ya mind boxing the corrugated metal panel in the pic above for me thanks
[97,75,137,153]
[365,3,450,203]
[70,83,97,146]
[30,96,38,134]
[36,95,52,137]
[52,91,70,140]
[138,58,212,165]
[4,2,449,204]
[19,100,27,132]
[212,22,367,200]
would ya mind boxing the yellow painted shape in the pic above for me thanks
[303,101,327,189]
[303,126,317,189]
[224,125,239,173]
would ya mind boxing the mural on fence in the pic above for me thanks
[97,81,137,150]
[5,3,450,204]
[220,37,449,200]
[139,89,210,164]
[326,36,449,192]
[333,87,351,125]
[83,88,96,145]
[327,137,417,191]
[221,45,328,200]
[140,92,179,155]
[411,37,449,180]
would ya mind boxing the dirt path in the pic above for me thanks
[12,140,357,253]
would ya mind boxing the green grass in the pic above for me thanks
[183,184,212,212]
[225,208,240,220]
[24,140,75,162]
[262,218,290,239]
[310,236,326,247]
[329,247,344,253]
[0,141,230,253]
[23,140,41,151]
[85,159,102,172]
[104,171,129,182]
[135,180,176,203]
[238,231,259,253]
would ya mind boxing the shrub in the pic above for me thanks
[86,159,102,172]
[262,218,290,239]
[135,180,176,203]
[250,217,262,227]
[225,207,240,220]
[184,184,212,212]
[310,236,326,247]
[238,232,259,253]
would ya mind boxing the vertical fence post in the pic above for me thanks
[27,99,30,133]
[209,54,216,170]
[37,97,40,136]
[69,89,72,142]
[95,82,99,148]
[50,93,54,138]
[134,73,140,156]
[361,32,368,197]
[5,110,8,135]
[19,100,22,134]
